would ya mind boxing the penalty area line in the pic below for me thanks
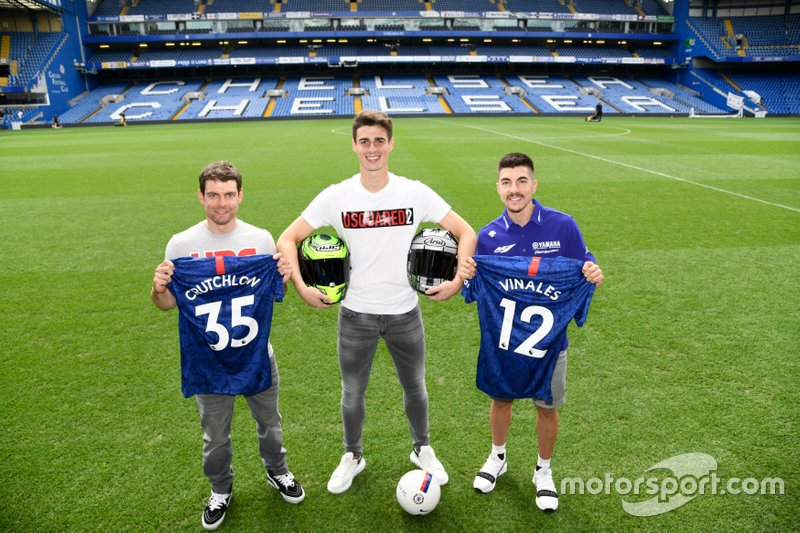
[440,120,800,214]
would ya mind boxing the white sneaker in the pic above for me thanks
[410,445,449,486]
[473,452,507,493]
[533,466,559,512]
[327,452,366,494]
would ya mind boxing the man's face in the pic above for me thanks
[198,179,242,227]
[352,125,394,173]
[497,166,537,214]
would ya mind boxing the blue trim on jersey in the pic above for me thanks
[462,255,595,401]
[169,254,283,397]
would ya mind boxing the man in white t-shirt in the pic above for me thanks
[277,110,477,494]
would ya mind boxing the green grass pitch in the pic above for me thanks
[1,116,798,531]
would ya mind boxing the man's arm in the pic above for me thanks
[151,259,177,310]
[425,210,477,301]
[276,216,334,308]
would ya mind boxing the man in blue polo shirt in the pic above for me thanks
[463,152,604,512]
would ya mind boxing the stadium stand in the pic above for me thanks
[3,0,798,126]
[127,0,198,16]
[505,74,605,115]
[638,77,726,114]
[572,75,691,114]
[229,45,308,58]
[432,74,534,114]
[57,82,133,123]
[205,0,274,14]
[75,80,206,123]
[280,0,349,11]
[348,0,422,12]
[270,76,356,118]
[553,45,634,59]
[504,0,570,14]
[725,72,800,114]
[573,0,640,16]
[177,78,278,120]
[2,32,63,86]
[360,74,446,115]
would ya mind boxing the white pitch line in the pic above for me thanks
[438,120,800,214]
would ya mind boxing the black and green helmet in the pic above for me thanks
[298,233,350,304]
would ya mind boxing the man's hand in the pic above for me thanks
[425,278,463,301]
[296,283,335,308]
[582,261,604,287]
[153,259,174,294]
[459,256,477,281]
[151,259,177,310]
[272,252,292,284]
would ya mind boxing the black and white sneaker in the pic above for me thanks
[267,470,305,504]
[474,452,507,493]
[533,466,559,512]
[202,488,232,531]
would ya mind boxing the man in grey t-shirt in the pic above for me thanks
[151,161,304,530]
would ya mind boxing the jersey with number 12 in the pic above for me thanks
[462,255,595,401]
[169,254,283,397]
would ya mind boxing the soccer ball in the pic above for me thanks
[396,470,441,515]
[298,233,350,304]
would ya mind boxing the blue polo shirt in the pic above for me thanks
[477,199,595,263]
[475,199,596,350]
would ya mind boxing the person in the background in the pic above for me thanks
[463,152,603,512]
[587,103,603,122]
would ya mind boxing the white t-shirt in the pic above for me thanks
[302,173,451,314]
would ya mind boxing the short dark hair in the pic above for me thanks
[352,109,393,140]
[497,152,534,174]
[199,160,242,193]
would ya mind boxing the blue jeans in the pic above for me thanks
[337,304,429,456]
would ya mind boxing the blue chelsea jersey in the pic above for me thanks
[169,254,283,397]
[462,255,595,401]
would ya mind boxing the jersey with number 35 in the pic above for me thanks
[462,255,595,401]
[169,255,283,397]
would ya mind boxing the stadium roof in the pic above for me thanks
[0,0,60,11]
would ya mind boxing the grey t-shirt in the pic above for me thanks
[165,220,276,260]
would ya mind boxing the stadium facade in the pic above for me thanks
[0,0,798,127]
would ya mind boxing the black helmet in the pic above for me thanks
[298,233,350,304]
[407,228,458,294]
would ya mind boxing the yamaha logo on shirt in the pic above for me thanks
[532,240,562,254]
